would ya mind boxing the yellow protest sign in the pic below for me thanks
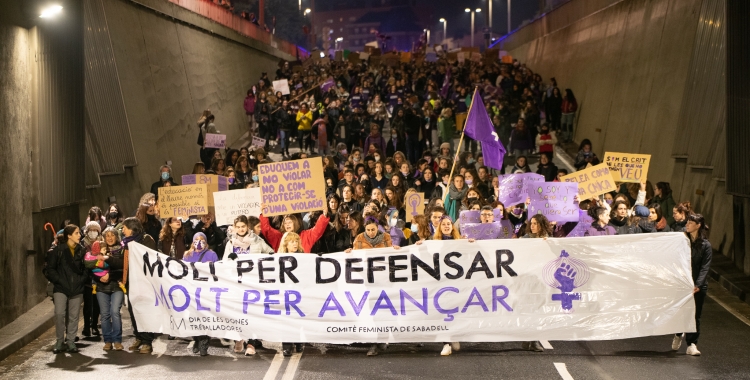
[560,163,617,199]
[603,152,651,183]
[158,184,209,219]
[405,192,425,222]
[259,158,326,217]
[181,174,229,207]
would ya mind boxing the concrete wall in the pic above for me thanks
[81,0,286,215]
[503,0,702,183]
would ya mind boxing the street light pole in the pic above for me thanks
[507,0,511,35]
[440,18,446,44]
[466,8,481,48]
[489,0,492,30]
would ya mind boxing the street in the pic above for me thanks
[2,279,750,380]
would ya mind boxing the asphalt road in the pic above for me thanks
[2,279,750,380]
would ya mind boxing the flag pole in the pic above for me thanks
[445,86,479,202]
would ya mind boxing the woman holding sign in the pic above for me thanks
[259,204,330,252]
[184,233,219,356]
[520,214,552,352]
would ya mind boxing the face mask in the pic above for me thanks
[228,178,235,184]
[353,157,360,163]
[337,83,342,87]
[161,172,170,181]
[467,196,478,202]
[108,212,118,219]
[467,158,475,164]
[512,207,523,216]
[341,149,348,155]
[193,240,205,251]
[464,179,473,186]
[374,155,380,162]
[389,218,398,227]
[605,199,613,205]
[252,175,259,182]
[88,231,98,240]
[410,224,419,233]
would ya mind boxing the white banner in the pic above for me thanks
[128,233,696,344]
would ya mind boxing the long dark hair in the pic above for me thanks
[564,88,576,102]
[88,206,103,222]
[686,213,709,241]
[528,214,552,238]
[649,203,663,222]
[655,182,672,197]
[122,217,144,236]
[58,224,80,245]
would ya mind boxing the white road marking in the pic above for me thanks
[554,362,575,380]
[540,340,554,349]
[554,145,576,172]
[707,293,750,327]
[262,352,286,380]
[281,352,303,380]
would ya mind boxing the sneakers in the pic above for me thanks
[672,334,684,351]
[295,343,304,353]
[440,343,452,356]
[686,344,701,356]
[103,342,113,351]
[139,344,153,354]
[367,344,380,356]
[192,343,200,354]
[113,343,124,351]
[129,339,142,351]
[530,341,545,352]
[53,340,64,354]
[91,327,100,336]
[450,342,460,352]
[66,341,79,353]
[233,340,245,353]
[245,345,256,356]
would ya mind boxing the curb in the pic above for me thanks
[0,298,55,362]
[708,254,750,306]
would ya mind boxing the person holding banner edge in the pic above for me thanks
[521,214,553,352]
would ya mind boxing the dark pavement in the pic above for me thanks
[2,278,750,380]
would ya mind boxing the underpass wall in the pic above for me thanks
[82,0,287,214]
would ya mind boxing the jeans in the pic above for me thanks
[561,112,575,141]
[280,130,289,152]
[83,287,100,331]
[53,293,83,342]
[299,131,312,152]
[683,288,706,345]
[97,291,124,343]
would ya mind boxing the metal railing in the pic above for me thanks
[167,0,308,58]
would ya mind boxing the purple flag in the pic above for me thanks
[320,78,335,93]
[464,88,507,171]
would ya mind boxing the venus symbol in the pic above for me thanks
[491,131,499,141]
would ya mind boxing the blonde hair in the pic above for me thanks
[432,217,461,240]
[278,232,302,253]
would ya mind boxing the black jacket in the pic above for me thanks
[46,244,88,297]
[690,237,712,289]
[85,243,125,294]
[609,217,642,235]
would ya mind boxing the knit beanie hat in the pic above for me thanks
[634,205,650,218]
[85,221,101,232]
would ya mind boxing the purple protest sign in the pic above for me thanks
[320,78,335,93]
[528,182,578,202]
[204,133,226,149]
[527,200,579,223]
[567,210,595,237]
[497,173,544,206]
[459,210,480,229]
[462,221,514,240]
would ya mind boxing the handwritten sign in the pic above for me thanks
[213,188,261,226]
[272,79,290,95]
[528,182,578,202]
[527,200,579,223]
[252,136,266,148]
[497,173,545,206]
[158,184,208,219]
[259,158,326,216]
[204,133,226,149]
[560,163,616,199]
[604,152,651,183]
[461,221,514,240]
[182,174,228,208]
[405,192,425,222]
[567,210,595,238]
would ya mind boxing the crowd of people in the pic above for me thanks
[43,53,711,359]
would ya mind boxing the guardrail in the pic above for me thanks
[167,0,308,59]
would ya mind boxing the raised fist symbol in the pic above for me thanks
[554,263,577,293]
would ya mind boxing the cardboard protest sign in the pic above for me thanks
[405,192,425,222]
[501,55,513,64]
[182,174,228,208]
[470,52,482,62]
[358,52,370,61]
[560,163,617,199]
[457,52,466,63]
[528,200,579,223]
[496,173,545,206]
[158,184,208,219]
[334,51,343,62]
[204,133,226,149]
[425,52,438,62]
[272,79,290,95]
[528,182,578,202]
[347,52,360,63]
[401,52,412,63]
[213,188,261,226]
[447,52,458,63]
[252,136,266,148]
[604,152,651,183]
[526,182,579,222]
[259,158,326,216]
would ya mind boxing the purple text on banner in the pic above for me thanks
[527,200,579,223]
[528,182,578,202]
[462,221,514,239]
[567,210,595,237]
[497,173,544,206]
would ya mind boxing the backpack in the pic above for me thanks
[42,246,61,297]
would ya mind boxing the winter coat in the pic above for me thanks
[364,134,386,156]
[85,241,125,294]
[352,232,393,250]
[536,163,559,182]
[244,95,256,115]
[584,223,617,236]
[671,220,687,232]
[46,243,88,297]
[260,214,330,253]
[608,217,642,235]
[690,237,712,290]
[223,231,274,257]
[509,128,534,152]
[160,233,187,260]
[652,194,677,226]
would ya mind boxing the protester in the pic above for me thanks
[86,227,125,351]
[585,206,617,236]
[184,233,219,356]
[121,217,157,354]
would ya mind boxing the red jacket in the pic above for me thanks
[260,214,330,253]
[562,98,577,114]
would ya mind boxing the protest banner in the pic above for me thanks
[358,52,370,61]
[128,233,696,343]
[604,152,651,183]
[567,210,595,238]
[251,136,266,149]
[182,174,228,208]
[204,133,226,149]
[401,52,412,63]
[496,173,545,206]
[320,78,335,93]
[272,79,290,95]
[259,158,326,216]
[213,188,261,226]
[405,192,425,222]
[560,163,617,199]
[158,184,208,219]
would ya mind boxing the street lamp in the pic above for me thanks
[439,18,446,44]
[507,0,511,35]
[335,37,343,50]
[424,29,430,45]
[304,8,311,15]
[465,8,481,48]
[39,4,63,18]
